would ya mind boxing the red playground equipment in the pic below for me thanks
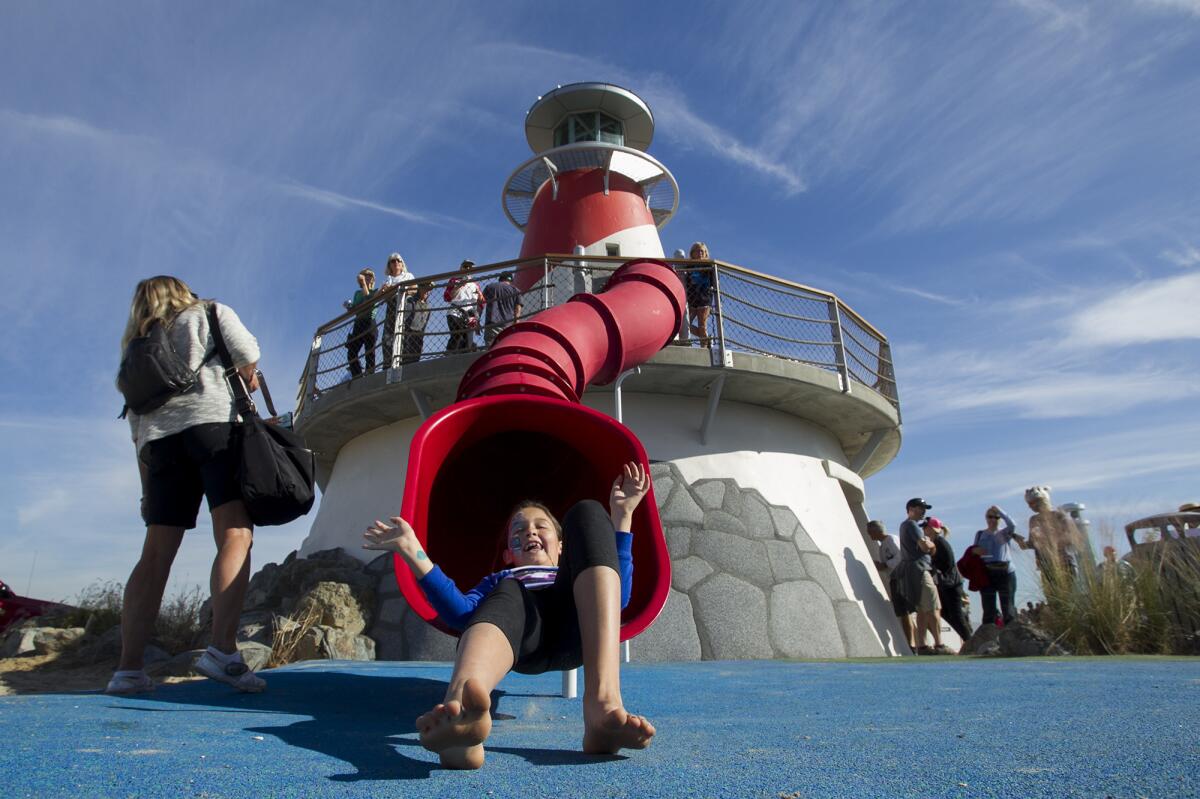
[394,259,686,640]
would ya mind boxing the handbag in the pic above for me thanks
[207,304,316,527]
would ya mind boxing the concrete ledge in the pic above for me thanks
[296,347,901,484]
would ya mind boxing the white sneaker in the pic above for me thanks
[105,671,155,695]
[193,649,266,693]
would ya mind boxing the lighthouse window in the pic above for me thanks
[553,112,625,147]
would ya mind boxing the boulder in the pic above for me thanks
[295,582,367,635]
[961,623,1003,656]
[2,625,38,658]
[999,621,1070,657]
[149,649,205,677]
[237,641,273,670]
[630,589,702,662]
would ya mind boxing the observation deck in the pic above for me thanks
[294,256,901,486]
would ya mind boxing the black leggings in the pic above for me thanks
[465,499,617,675]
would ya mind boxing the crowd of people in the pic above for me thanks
[339,254,525,373]
[870,487,1089,654]
[335,244,720,378]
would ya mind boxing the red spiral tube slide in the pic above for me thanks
[393,260,686,641]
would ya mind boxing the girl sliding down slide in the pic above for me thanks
[363,462,656,769]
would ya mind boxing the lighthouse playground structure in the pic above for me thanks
[293,83,909,660]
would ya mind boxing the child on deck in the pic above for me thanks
[362,462,656,769]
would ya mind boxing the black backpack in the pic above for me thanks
[117,311,213,418]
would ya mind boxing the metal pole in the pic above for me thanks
[298,335,322,421]
[709,262,729,367]
[542,257,550,311]
[829,300,851,393]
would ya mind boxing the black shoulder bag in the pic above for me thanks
[207,304,316,527]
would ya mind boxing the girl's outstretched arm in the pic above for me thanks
[609,461,649,532]
[363,515,434,579]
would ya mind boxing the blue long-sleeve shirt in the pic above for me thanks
[418,531,634,630]
[974,510,1017,572]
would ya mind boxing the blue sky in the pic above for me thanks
[2,1,1198,605]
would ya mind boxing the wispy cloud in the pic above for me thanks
[1133,0,1200,16]
[1008,0,1090,32]
[1161,243,1200,267]
[1062,272,1200,347]
[277,180,477,229]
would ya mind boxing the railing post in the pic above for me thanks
[297,334,322,421]
[828,300,851,393]
[709,261,731,367]
[879,340,900,418]
[388,288,407,378]
[542,256,550,311]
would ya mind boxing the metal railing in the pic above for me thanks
[295,255,900,421]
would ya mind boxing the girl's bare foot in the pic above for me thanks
[582,702,656,754]
[416,679,492,769]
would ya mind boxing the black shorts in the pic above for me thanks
[465,499,618,675]
[140,423,242,529]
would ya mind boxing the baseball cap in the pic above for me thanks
[906,497,933,510]
[920,516,944,530]
[460,258,475,269]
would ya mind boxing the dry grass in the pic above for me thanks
[1037,540,1200,655]
[155,585,207,654]
[266,602,323,668]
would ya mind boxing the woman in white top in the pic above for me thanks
[108,276,266,695]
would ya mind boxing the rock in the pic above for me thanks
[374,596,410,628]
[143,644,172,666]
[792,522,820,553]
[961,623,1003,656]
[692,530,772,588]
[799,553,847,600]
[402,613,458,661]
[719,480,744,517]
[74,624,124,663]
[770,505,799,539]
[3,625,38,657]
[764,541,807,582]
[692,574,772,659]
[834,601,886,657]
[296,582,367,635]
[237,642,273,670]
[236,610,276,645]
[149,649,205,677]
[364,552,395,579]
[769,581,845,659]
[704,509,748,538]
[999,621,1070,657]
[665,527,692,559]
[631,589,702,662]
[741,492,775,540]
[672,557,714,592]
[661,485,704,525]
[693,480,726,510]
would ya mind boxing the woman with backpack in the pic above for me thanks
[108,276,266,695]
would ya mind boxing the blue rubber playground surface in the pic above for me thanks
[2,658,1197,798]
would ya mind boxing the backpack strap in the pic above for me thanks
[206,303,258,419]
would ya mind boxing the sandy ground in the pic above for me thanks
[0,652,201,695]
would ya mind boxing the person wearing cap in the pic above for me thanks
[894,497,944,654]
[971,505,1026,626]
[867,520,914,650]
[445,259,484,354]
[922,517,970,645]
[401,282,435,365]
[381,253,414,368]
[482,271,523,348]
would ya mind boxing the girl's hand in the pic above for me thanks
[363,515,419,556]
[609,461,649,531]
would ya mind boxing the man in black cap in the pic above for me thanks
[482,270,523,347]
[895,498,947,654]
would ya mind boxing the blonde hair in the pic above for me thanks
[359,268,376,291]
[120,275,201,353]
[690,241,710,259]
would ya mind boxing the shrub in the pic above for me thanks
[1036,540,1200,654]
[267,603,323,668]
[155,585,207,654]
[49,580,124,634]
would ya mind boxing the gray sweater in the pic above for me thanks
[125,302,260,454]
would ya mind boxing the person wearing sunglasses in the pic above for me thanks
[971,506,1028,626]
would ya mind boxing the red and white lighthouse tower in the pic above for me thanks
[502,82,678,297]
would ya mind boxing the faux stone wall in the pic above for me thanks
[366,460,886,661]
